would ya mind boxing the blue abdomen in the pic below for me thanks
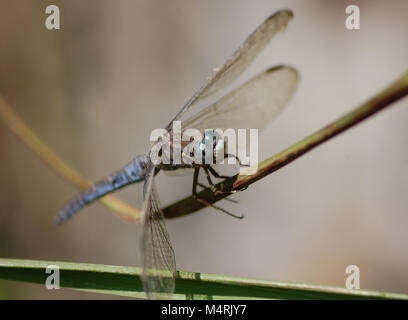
[56,154,148,224]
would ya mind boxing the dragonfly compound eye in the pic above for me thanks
[193,131,224,164]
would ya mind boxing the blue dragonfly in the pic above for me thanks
[57,9,299,298]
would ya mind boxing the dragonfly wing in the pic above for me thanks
[163,168,194,177]
[141,163,176,298]
[166,9,294,128]
[181,65,299,133]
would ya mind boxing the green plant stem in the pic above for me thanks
[1,258,406,299]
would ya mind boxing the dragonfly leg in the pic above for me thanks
[197,182,239,204]
[192,167,243,219]
[204,166,238,195]
[224,153,251,167]
[201,166,218,193]
[222,154,251,192]
[206,165,234,179]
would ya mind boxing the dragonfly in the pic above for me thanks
[57,9,299,298]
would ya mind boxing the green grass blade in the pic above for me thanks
[0,258,407,299]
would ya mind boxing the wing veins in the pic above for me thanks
[165,9,294,130]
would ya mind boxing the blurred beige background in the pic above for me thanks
[1,0,408,299]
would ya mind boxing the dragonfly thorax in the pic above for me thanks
[152,130,226,167]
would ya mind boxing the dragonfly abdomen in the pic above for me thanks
[56,154,148,224]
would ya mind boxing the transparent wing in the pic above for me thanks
[181,65,299,133]
[163,168,194,177]
[166,9,294,129]
[140,163,176,298]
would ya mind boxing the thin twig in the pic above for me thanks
[162,70,408,219]
[0,95,141,223]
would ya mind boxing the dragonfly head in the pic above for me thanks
[194,130,224,165]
